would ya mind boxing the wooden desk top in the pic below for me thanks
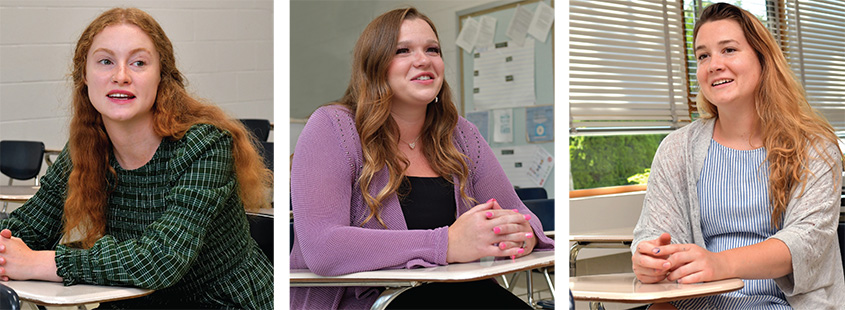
[291,250,554,287]
[3,280,153,306]
[570,272,744,304]
[0,185,39,202]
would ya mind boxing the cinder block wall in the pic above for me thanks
[0,0,274,185]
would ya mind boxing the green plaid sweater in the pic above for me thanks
[1,124,273,309]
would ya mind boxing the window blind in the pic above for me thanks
[569,0,690,133]
[783,0,845,135]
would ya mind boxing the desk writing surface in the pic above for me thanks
[569,227,634,243]
[290,250,553,285]
[570,273,744,304]
[0,185,39,202]
[4,280,153,306]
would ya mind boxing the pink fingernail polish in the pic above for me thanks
[526,232,533,239]
[499,243,507,250]
[493,227,501,234]
[511,255,516,262]
[491,199,497,203]
[485,211,493,218]
[518,248,525,254]
[524,214,531,220]
[512,209,519,213]
[486,198,494,203]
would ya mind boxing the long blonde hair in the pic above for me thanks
[339,7,474,227]
[67,7,271,248]
[693,3,842,227]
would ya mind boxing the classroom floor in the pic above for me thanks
[505,269,556,308]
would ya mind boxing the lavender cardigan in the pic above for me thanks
[290,105,555,309]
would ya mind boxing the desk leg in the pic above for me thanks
[500,274,510,289]
[526,270,534,307]
[569,243,583,276]
[371,286,414,310]
[542,267,556,300]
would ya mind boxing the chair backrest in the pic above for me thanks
[0,283,20,310]
[515,187,548,200]
[246,212,273,265]
[0,140,45,183]
[260,142,273,171]
[522,198,554,232]
[239,119,272,142]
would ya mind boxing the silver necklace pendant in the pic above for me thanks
[408,141,416,149]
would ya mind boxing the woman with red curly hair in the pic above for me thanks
[0,7,272,309]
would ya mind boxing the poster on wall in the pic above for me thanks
[525,105,553,142]
[492,145,554,187]
[472,39,536,110]
[493,108,513,143]
[466,111,490,142]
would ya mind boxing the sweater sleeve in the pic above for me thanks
[770,141,843,296]
[455,118,554,251]
[55,125,237,289]
[0,146,70,250]
[291,107,449,276]
[632,128,697,252]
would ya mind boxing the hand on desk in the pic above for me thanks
[633,233,728,284]
[0,229,61,282]
[446,199,537,263]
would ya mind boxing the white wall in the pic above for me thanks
[0,0,274,185]
[570,191,645,259]
[289,0,502,144]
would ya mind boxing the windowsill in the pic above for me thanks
[569,184,647,199]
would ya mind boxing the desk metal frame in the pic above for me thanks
[569,235,633,276]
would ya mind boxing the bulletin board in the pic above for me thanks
[456,0,555,196]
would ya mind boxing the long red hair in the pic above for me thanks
[67,7,271,248]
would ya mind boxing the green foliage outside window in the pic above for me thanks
[569,134,668,190]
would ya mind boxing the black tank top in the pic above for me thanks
[397,176,456,230]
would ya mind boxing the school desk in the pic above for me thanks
[569,227,634,276]
[570,272,744,307]
[290,250,554,310]
[3,280,153,309]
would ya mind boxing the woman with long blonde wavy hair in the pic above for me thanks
[290,7,554,310]
[0,7,272,309]
[631,3,844,309]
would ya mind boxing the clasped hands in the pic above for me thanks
[632,233,729,284]
[0,229,60,282]
[446,199,538,263]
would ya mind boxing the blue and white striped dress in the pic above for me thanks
[673,139,791,309]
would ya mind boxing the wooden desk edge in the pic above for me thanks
[571,278,744,304]
[290,259,554,286]
[20,289,155,307]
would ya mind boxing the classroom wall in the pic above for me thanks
[570,191,645,260]
[0,0,274,185]
[290,0,556,197]
[289,0,500,121]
